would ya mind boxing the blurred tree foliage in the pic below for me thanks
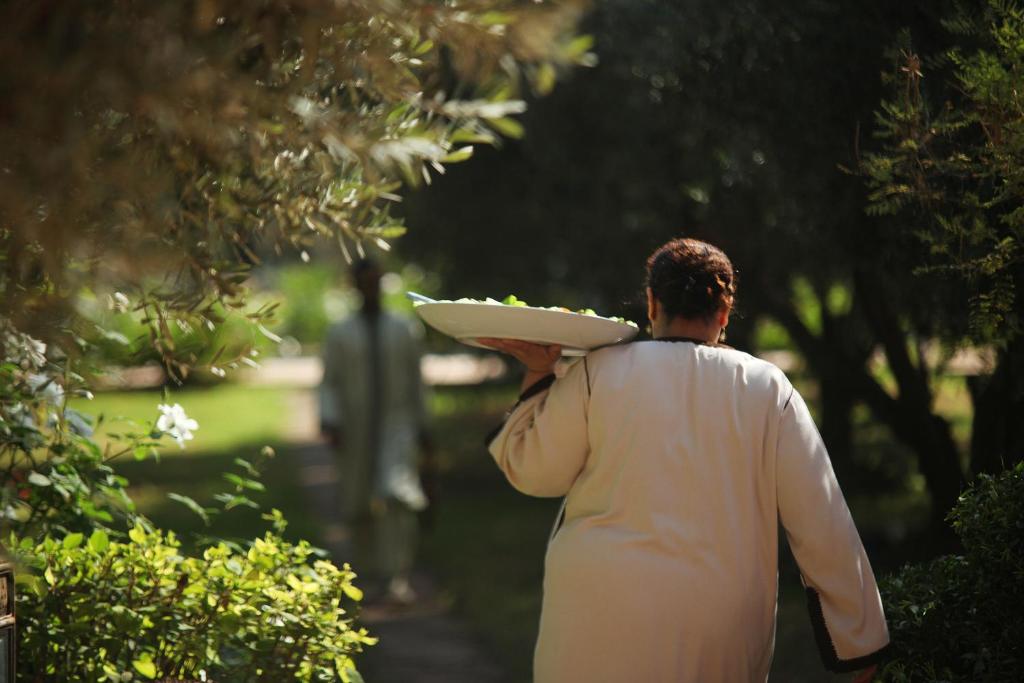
[0,2,589,677]
[398,0,1008,531]
[862,0,1024,476]
[0,0,589,380]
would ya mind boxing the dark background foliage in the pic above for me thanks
[880,462,1024,681]
[398,0,1024,533]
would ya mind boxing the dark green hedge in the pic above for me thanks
[879,461,1024,682]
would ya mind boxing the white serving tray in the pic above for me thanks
[410,294,638,356]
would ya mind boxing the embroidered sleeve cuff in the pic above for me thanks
[806,587,891,673]
[484,374,556,448]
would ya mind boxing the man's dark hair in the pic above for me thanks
[352,258,380,280]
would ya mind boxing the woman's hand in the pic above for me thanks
[476,338,562,372]
[476,338,562,392]
[852,665,877,683]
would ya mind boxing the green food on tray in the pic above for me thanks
[417,294,639,328]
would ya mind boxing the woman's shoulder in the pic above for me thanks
[590,338,778,363]
[718,345,794,388]
[588,340,793,393]
[712,343,787,371]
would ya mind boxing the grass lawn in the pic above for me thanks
[76,383,293,455]
[72,384,317,551]
[115,442,322,551]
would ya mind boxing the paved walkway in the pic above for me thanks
[290,392,506,683]
[97,354,508,390]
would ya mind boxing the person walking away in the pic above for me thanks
[481,237,887,682]
[320,258,431,604]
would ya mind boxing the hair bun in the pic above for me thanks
[645,238,736,322]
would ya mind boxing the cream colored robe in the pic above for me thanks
[488,340,889,682]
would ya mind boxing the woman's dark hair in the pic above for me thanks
[645,237,737,321]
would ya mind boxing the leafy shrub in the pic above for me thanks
[1,318,141,538]
[1,317,373,680]
[13,516,373,682]
[879,462,1024,682]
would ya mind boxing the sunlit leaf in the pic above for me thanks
[27,472,51,487]
[488,117,525,139]
[535,63,557,96]
[564,34,595,60]
[132,655,157,679]
[479,11,514,26]
[62,532,84,550]
[441,147,474,163]
[89,529,110,553]
[168,493,212,525]
[342,582,364,602]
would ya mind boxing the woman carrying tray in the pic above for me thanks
[479,237,888,683]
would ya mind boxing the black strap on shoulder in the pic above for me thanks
[518,373,557,402]
[654,336,733,349]
[483,373,557,448]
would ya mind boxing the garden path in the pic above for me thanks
[290,391,507,683]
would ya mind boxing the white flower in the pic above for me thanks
[108,291,130,312]
[26,337,47,366]
[2,321,47,370]
[156,403,199,448]
[26,373,64,405]
[10,403,37,430]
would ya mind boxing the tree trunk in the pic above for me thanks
[969,339,1024,475]
[816,306,872,482]
[852,273,966,536]
[760,291,865,483]
[764,276,966,538]
[818,375,855,481]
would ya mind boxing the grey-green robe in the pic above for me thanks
[319,310,428,518]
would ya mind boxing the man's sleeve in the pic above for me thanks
[776,389,890,672]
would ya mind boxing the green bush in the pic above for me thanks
[1,317,373,681]
[879,462,1024,682]
[13,517,373,682]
